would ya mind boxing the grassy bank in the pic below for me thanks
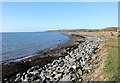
[72,32,119,81]
[102,33,118,81]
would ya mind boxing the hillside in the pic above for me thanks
[45,27,119,32]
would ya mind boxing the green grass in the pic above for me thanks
[102,35,119,81]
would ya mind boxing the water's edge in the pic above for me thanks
[2,32,84,81]
[1,32,70,64]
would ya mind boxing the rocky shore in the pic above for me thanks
[2,33,106,82]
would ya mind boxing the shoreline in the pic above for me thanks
[1,33,70,64]
[2,33,85,82]
[2,32,106,82]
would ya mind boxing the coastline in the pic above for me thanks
[2,32,106,82]
[2,32,85,82]
[1,32,69,64]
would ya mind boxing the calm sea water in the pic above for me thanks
[1,32,69,62]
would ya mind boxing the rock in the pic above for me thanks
[45,65,50,69]
[28,78,32,83]
[53,71,57,75]
[59,62,64,67]
[71,77,76,82]
[51,74,56,78]
[54,73,62,81]
[22,74,26,80]
[72,65,77,70]
[83,64,91,70]
[78,78,82,81]
[77,69,82,76]
[16,73,21,77]
[57,68,64,73]
[52,68,56,71]
[42,77,46,83]
[29,67,34,72]
[27,73,33,78]
[49,77,54,81]
[63,68,69,75]
[65,55,69,60]
[34,66,39,70]
[42,67,47,71]
[15,76,22,82]
[69,67,75,74]
[38,69,42,74]
[60,74,71,81]
[32,74,41,81]
[52,60,58,65]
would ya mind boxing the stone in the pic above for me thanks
[83,64,91,70]
[38,69,42,74]
[15,76,22,82]
[60,74,71,81]
[42,77,47,83]
[33,70,39,74]
[27,73,33,78]
[16,73,21,77]
[77,69,82,76]
[28,78,32,83]
[34,66,39,70]
[42,67,47,71]
[45,65,49,68]
[52,68,56,71]
[78,78,82,81]
[69,67,76,74]
[71,77,76,82]
[49,77,54,81]
[53,71,57,75]
[29,67,35,72]
[59,62,64,67]
[54,73,62,80]
[72,65,77,70]
[22,73,26,80]
[51,74,56,78]
[65,55,69,60]
[32,74,41,81]
[64,68,69,75]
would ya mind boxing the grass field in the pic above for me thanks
[102,33,118,81]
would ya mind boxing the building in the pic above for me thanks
[117,28,120,33]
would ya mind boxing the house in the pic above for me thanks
[117,28,120,33]
[117,28,120,37]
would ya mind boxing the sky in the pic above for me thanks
[2,2,118,32]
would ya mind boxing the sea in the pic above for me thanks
[1,32,69,63]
